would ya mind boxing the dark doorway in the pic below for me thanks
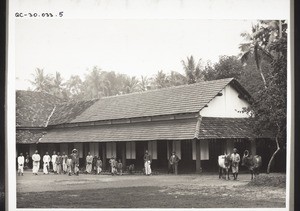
[156,141,168,170]
[179,140,194,173]
[208,139,225,171]
[135,141,148,170]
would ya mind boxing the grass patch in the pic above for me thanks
[247,174,286,188]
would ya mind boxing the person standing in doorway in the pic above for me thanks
[230,148,241,180]
[25,152,30,169]
[51,151,57,174]
[43,152,51,174]
[143,150,152,176]
[17,153,24,176]
[32,150,41,175]
[169,152,180,175]
[86,152,93,174]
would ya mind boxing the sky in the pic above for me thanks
[15,19,255,90]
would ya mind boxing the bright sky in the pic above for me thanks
[15,19,254,90]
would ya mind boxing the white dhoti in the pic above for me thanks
[144,161,151,175]
[63,162,67,172]
[97,166,102,174]
[18,164,24,174]
[53,163,57,172]
[43,162,49,174]
[86,164,92,173]
[32,161,40,174]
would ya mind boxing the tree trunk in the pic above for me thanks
[266,135,281,174]
[259,68,267,89]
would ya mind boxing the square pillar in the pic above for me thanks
[195,139,202,173]
[121,142,126,170]
[102,143,107,170]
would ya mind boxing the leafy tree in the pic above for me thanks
[203,56,243,81]
[65,75,85,101]
[168,71,187,87]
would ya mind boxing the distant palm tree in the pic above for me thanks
[181,56,203,84]
[29,68,53,93]
[123,76,140,94]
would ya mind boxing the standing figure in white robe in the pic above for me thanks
[143,150,152,176]
[32,150,41,175]
[86,152,93,174]
[17,153,25,176]
[62,152,68,174]
[43,152,51,174]
[51,151,57,173]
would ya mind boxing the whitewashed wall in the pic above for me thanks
[200,85,250,118]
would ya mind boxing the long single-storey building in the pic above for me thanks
[16,78,278,173]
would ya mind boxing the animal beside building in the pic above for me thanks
[241,150,262,180]
[218,154,231,180]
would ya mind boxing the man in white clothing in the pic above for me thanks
[51,151,57,173]
[43,152,51,174]
[17,153,25,176]
[32,150,41,175]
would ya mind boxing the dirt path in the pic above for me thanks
[17,172,286,208]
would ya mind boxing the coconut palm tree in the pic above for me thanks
[29,68,53,93]
[239,20,285,89]
[181,56,203,84]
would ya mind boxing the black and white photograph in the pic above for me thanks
[7,0,292,210]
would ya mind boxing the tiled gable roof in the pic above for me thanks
[38,117,269,144]
[16,91,64,127]
[48,99,98,126]
[197,117,270,139]
[72,78,245,123]
[16,129,45,144]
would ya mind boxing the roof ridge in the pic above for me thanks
[101,78,234,100]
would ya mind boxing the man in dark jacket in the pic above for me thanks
[169,152,180,175]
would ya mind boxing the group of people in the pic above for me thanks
[17,149,181,176]
[17,149,80,176]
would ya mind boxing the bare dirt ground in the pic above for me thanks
[17,171,286,208]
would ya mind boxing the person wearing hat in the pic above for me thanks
[169,152,180,175]
[230,148,240,180]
